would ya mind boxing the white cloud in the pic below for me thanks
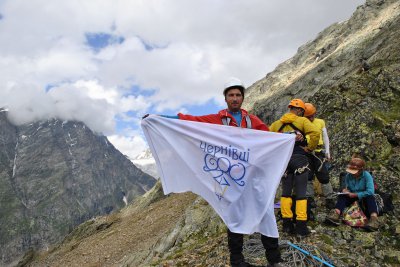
[107,134,147,160]
[74,80,119,104]
[119,95,150,113]
[48,83,116,134]
[0,0,365,157]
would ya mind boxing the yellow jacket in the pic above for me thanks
[270,113,320,151]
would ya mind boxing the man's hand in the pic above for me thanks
[295,131,304,142]
[341,189,357,198]
[301,146,312,153]
[142,114,150,119]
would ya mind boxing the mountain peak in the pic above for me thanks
[0,116,156,265]
[132,148,159,179]
[133,147,154,160]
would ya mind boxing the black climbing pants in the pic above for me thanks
[227,229,281,264]
[307,151,330,184]
[281,154,309,200]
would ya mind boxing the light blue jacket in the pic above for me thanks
[345,170,375,200]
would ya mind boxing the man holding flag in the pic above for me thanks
[142,78,292,267]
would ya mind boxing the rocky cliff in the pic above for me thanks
[244,0,400,195]
[0,110,156,266]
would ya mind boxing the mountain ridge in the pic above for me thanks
[243,0,399,121]
[0,111,156,266]
[16,0,400,266]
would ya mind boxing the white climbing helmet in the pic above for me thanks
[223,77,245,96]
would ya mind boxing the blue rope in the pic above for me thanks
[287,242,335,267]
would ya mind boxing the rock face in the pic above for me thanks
[0,110,156,266]
[244,0,400,195]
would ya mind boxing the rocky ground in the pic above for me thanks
[25,183,197,267]
[25,181,400,267]
[154,195,400,267]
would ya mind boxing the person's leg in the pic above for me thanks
[294,172,309,235]
[306,155,317,212]
[281,171,295,233]
[314,153,335,209]
[321,182,335,208]
[306,180,315,199]
[362,195,379,217]
[292,154,310,236]
[326,195,354,225]
[363,195,380,231]
[306,154,316,199]
[335,194,355,214]
[261,235,282,265]
[227,229,246,265]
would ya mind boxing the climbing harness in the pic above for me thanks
[310,151,327,172]
[294,164,310,175]
[222,115,252,128]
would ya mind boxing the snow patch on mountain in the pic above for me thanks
[132,148,159,179]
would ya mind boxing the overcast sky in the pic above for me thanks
[0,0,364,159]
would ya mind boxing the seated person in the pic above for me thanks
[326,157,380,231]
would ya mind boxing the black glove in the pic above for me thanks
[142,114,150,119]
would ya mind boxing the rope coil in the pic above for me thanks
[243,235,336,267]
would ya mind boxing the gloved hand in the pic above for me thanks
[142,114,150,119]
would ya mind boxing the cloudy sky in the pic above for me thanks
[0,0,364,159]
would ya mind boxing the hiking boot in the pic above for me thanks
[308,197,317,208]
[295,221,310,236]
[231,261,253,267]
[325,209,341,226]
[365,216,380,232]
[267,263,285,267]
[282,218,294,234]
[308,209,315,222]
[325,198,336,210]
[230,254,253,267]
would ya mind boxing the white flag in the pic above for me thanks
[141,115,294,237]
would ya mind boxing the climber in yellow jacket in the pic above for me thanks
[270,99,320,236]
[304,103,335,210]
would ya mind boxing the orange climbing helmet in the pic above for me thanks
[288,99,306,110]
[304,103,317,117]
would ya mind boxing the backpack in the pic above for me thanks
[342,201,368,227]
[375,189,394,215]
